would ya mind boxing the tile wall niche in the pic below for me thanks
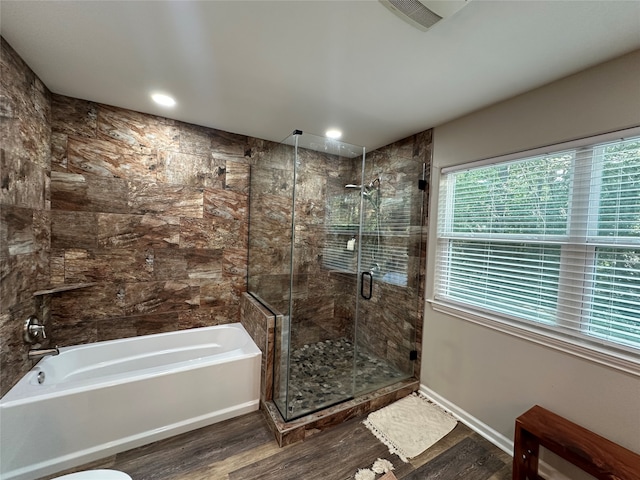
[0,38,52,396]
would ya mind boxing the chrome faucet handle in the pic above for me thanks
[33,324,46,339]
[23,316,47,344]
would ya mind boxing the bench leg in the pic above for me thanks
[513,425,540,480]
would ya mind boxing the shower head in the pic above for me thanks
[366,177,381,190]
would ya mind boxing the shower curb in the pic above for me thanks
[261,378,419,447]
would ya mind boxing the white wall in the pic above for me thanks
[423,49,640,478]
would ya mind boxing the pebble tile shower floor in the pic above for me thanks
[281,338,407,418]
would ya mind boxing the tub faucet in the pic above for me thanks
[28,347,59,360]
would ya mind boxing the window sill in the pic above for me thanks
[426,299,640,377]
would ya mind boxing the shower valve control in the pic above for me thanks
[23,316,47,344]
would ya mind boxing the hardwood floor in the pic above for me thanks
[39,410,512,480]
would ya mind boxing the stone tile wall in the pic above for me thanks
[0,37,264,396]
[240,292,275,402]
[0,38,52,396]
[48,95,254,346]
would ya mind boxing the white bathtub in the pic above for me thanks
[0,323,261,480]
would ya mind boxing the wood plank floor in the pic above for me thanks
[39,410,513,480]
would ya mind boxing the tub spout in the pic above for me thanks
[28,347,59,360]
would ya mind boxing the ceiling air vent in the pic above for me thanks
[380,0,469,31]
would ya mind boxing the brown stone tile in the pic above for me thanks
[123,281,199,316]
[52,94,97,138]
[0,301,33,396]
[178,122,212,156]
[51,171,129,213]
[50,283,124,324]
[1,204,35,256]
[210,129,248,161]
[128,312,182,337]
[50,131,68,171]
[1,251,49,314]
[0,81,50,174]
[51,210,98,249]
[67,135,158,181]
[0,152,48,209]
[225,160,250,193]
[97,104,179,151]
[157,150,224,188]
[178,216,242,250]
[223,247,247,278]
[152,248,188,280]
[178,307,234,327]
[127,181,203,217]
[32,208,51,251]
[96,316,138,342]
[64,248,154,283]
[203,187,248,222]
[49,317,98,347]
[49,249,65,285]
[186,249,223,280]
[199,279,238,308]
[97,213,180,249]
[240,293,276,400]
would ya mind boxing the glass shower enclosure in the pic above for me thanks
[248,131,424,421]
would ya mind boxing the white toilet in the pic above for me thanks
[52,470,132,479]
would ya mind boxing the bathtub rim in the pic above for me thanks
[1,323,260,405]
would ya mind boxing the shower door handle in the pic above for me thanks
[361,271,373,300]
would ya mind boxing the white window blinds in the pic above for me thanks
[436,131,640,355]
[324,194,410,286]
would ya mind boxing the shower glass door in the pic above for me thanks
[248,131,425,421]
[274,131,365,419]
[352,146,425,397]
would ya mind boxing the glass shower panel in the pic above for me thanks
[247,139,295,314]
[248,130,425,422]
[280,132,365,419]
[247,135,296,421]
[353,145,425,396]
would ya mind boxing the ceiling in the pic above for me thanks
[2,0,639,151]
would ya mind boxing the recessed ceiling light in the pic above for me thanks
[326,129,342,139]
[151,93,176,107]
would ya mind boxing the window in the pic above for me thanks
[435,130,640,359]
[324,193,410,286]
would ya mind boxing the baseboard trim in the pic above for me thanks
[419,384,573,480]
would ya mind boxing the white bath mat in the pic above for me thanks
[363,393,457,462]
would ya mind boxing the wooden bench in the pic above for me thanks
[513,405,640,480]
